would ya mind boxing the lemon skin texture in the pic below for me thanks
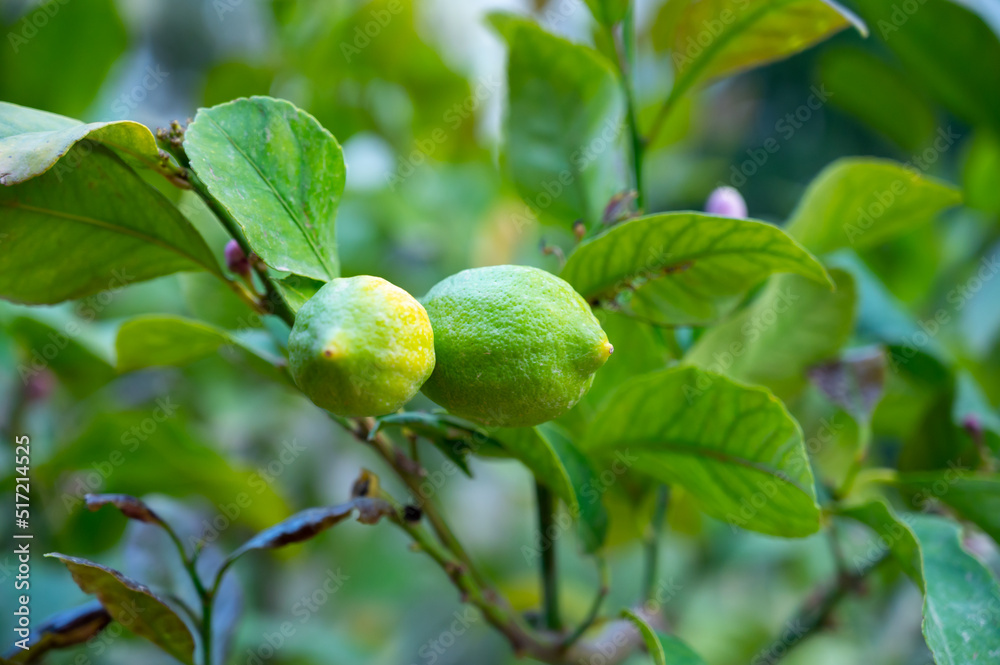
[288,276,435,417]
[420,265,613,427]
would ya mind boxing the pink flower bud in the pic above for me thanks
[225,240,250,276]
[705,186,747,218]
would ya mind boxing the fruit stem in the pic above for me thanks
[535,480,562,631]
[641,485,670,603]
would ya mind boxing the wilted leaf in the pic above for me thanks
[85,493,164,526]
[490,14,624,228]
[45,554,196,665]
[808,346,887,422]
[0,102,166,185]
[185,96,344,281]
[0,144,222,305]
[584,366,821,537]
[561,212,831,325]
[4,601,110,664]
[225,497,393,564]
[785,158,962,254]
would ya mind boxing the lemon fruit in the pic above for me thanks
[420,265,612,427]
[288,276,435,417]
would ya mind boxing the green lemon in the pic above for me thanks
[288,276,435,417]
[420,265,612,427]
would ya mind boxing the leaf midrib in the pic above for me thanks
[2,201,215,273]
[204,114,336,279]
[593,437,814,498]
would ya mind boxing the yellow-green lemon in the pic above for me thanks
[288,276,435,417]
[420,265,612,427]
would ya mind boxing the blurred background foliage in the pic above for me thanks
[1,0,999,664]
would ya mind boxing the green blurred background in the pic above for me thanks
[1,0,999,663]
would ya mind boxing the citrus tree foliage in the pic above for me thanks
[1,1,998,664]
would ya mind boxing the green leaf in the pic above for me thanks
[114,314,288,382]
[496,423,609,552]
[620,608,706,665]
[2,308,116,398]
[372,411,509,476]
[910,514,1000,664]
[0,143,221,305]
[842,503,1000,664]
[662,0,864,107]
[44,554,195,665]
[893,474,1000,547]
[685,269,857,398]
[490,14,624,228]
[851,0,1000,134]
[837,500,922,581]
[0,0,127,119]
[583,0,629,26]
[273,274,326,313]
[962,131,1000,214]
[817,47,937,153]
[0,102,166,185]
[583,366,820,537]
[560,212,831,326]
[185,96,344,281]
[785,158,962,254]
[35,413,291,531]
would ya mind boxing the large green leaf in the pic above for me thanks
[685,269,856,398]
[35,413,290,531]
[852,0,1000,134]
[817,48,937,152]
[45,554,195,665]
[661,0,864,107]
[0,0,127,119]
[785,158,962,254]
[490,14,624,228]
[115,314,289,382]
[583,366,820,537]
[185,96,344,281]
[495,423,609,553]
[1,307,116,398]
[0,144,221,305]
[620,609,706,665]
[560,212,831,326]
[0,102,165,185]
[842,503,1000,664]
